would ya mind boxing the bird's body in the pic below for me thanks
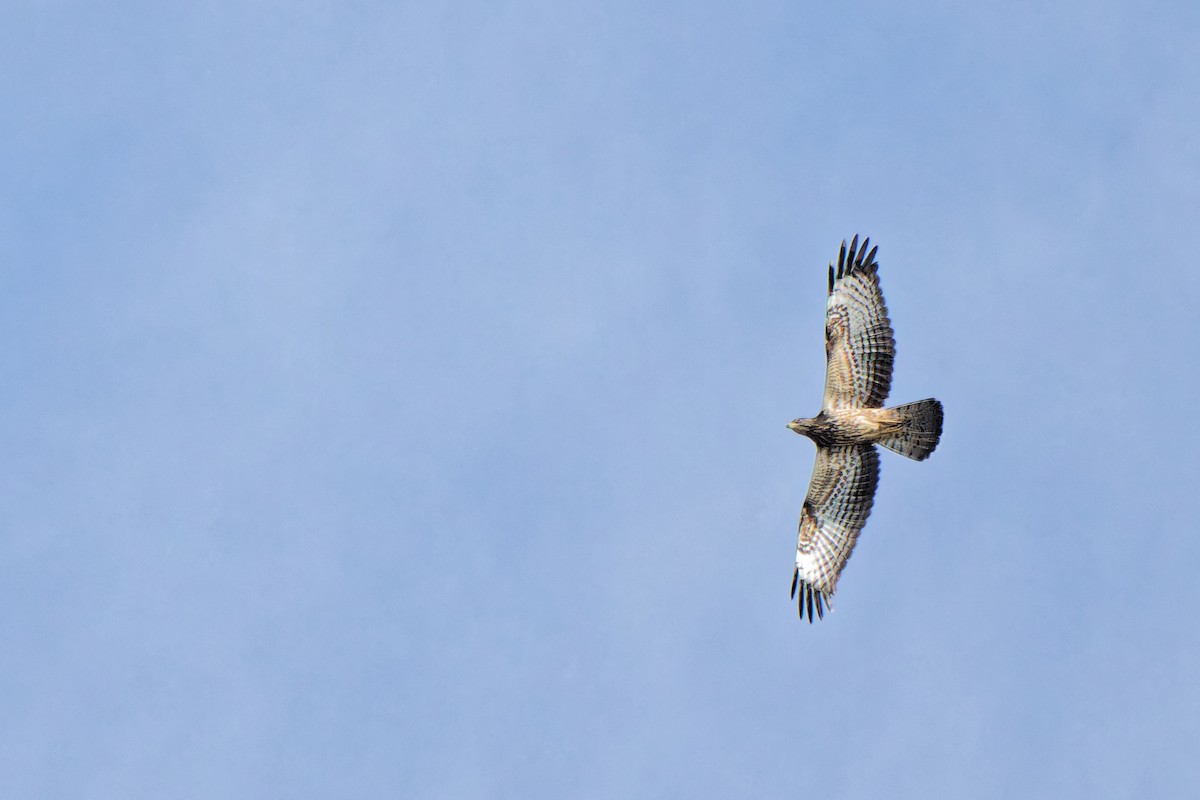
[787,236,942,622]
[788,407,906,449]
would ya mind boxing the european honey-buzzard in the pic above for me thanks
[787,236,943,621]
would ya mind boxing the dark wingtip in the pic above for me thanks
[827,264,834,294]
[848,234,859,269]
[794,577,831,623]
[837,240,847,278]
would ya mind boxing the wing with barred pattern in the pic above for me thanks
[822,236,895,410]
[792,444,880,621]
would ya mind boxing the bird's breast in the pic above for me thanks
[814,408,897,446]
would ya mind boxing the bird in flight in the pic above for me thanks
[787,236,943,622]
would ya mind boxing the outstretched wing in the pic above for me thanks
[822,235,895,410]
[792,445,880,621]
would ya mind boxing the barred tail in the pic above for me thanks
[877,399,943,461]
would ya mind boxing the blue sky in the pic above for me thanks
[3,2,1199,797]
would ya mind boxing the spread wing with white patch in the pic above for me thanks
[792,445,880,621]
[822,236,895,410]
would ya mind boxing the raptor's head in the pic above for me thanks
[787,418,811,435]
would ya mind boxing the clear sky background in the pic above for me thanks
[3,2,1199,797]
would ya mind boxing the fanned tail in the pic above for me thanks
[877,398,943,461]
